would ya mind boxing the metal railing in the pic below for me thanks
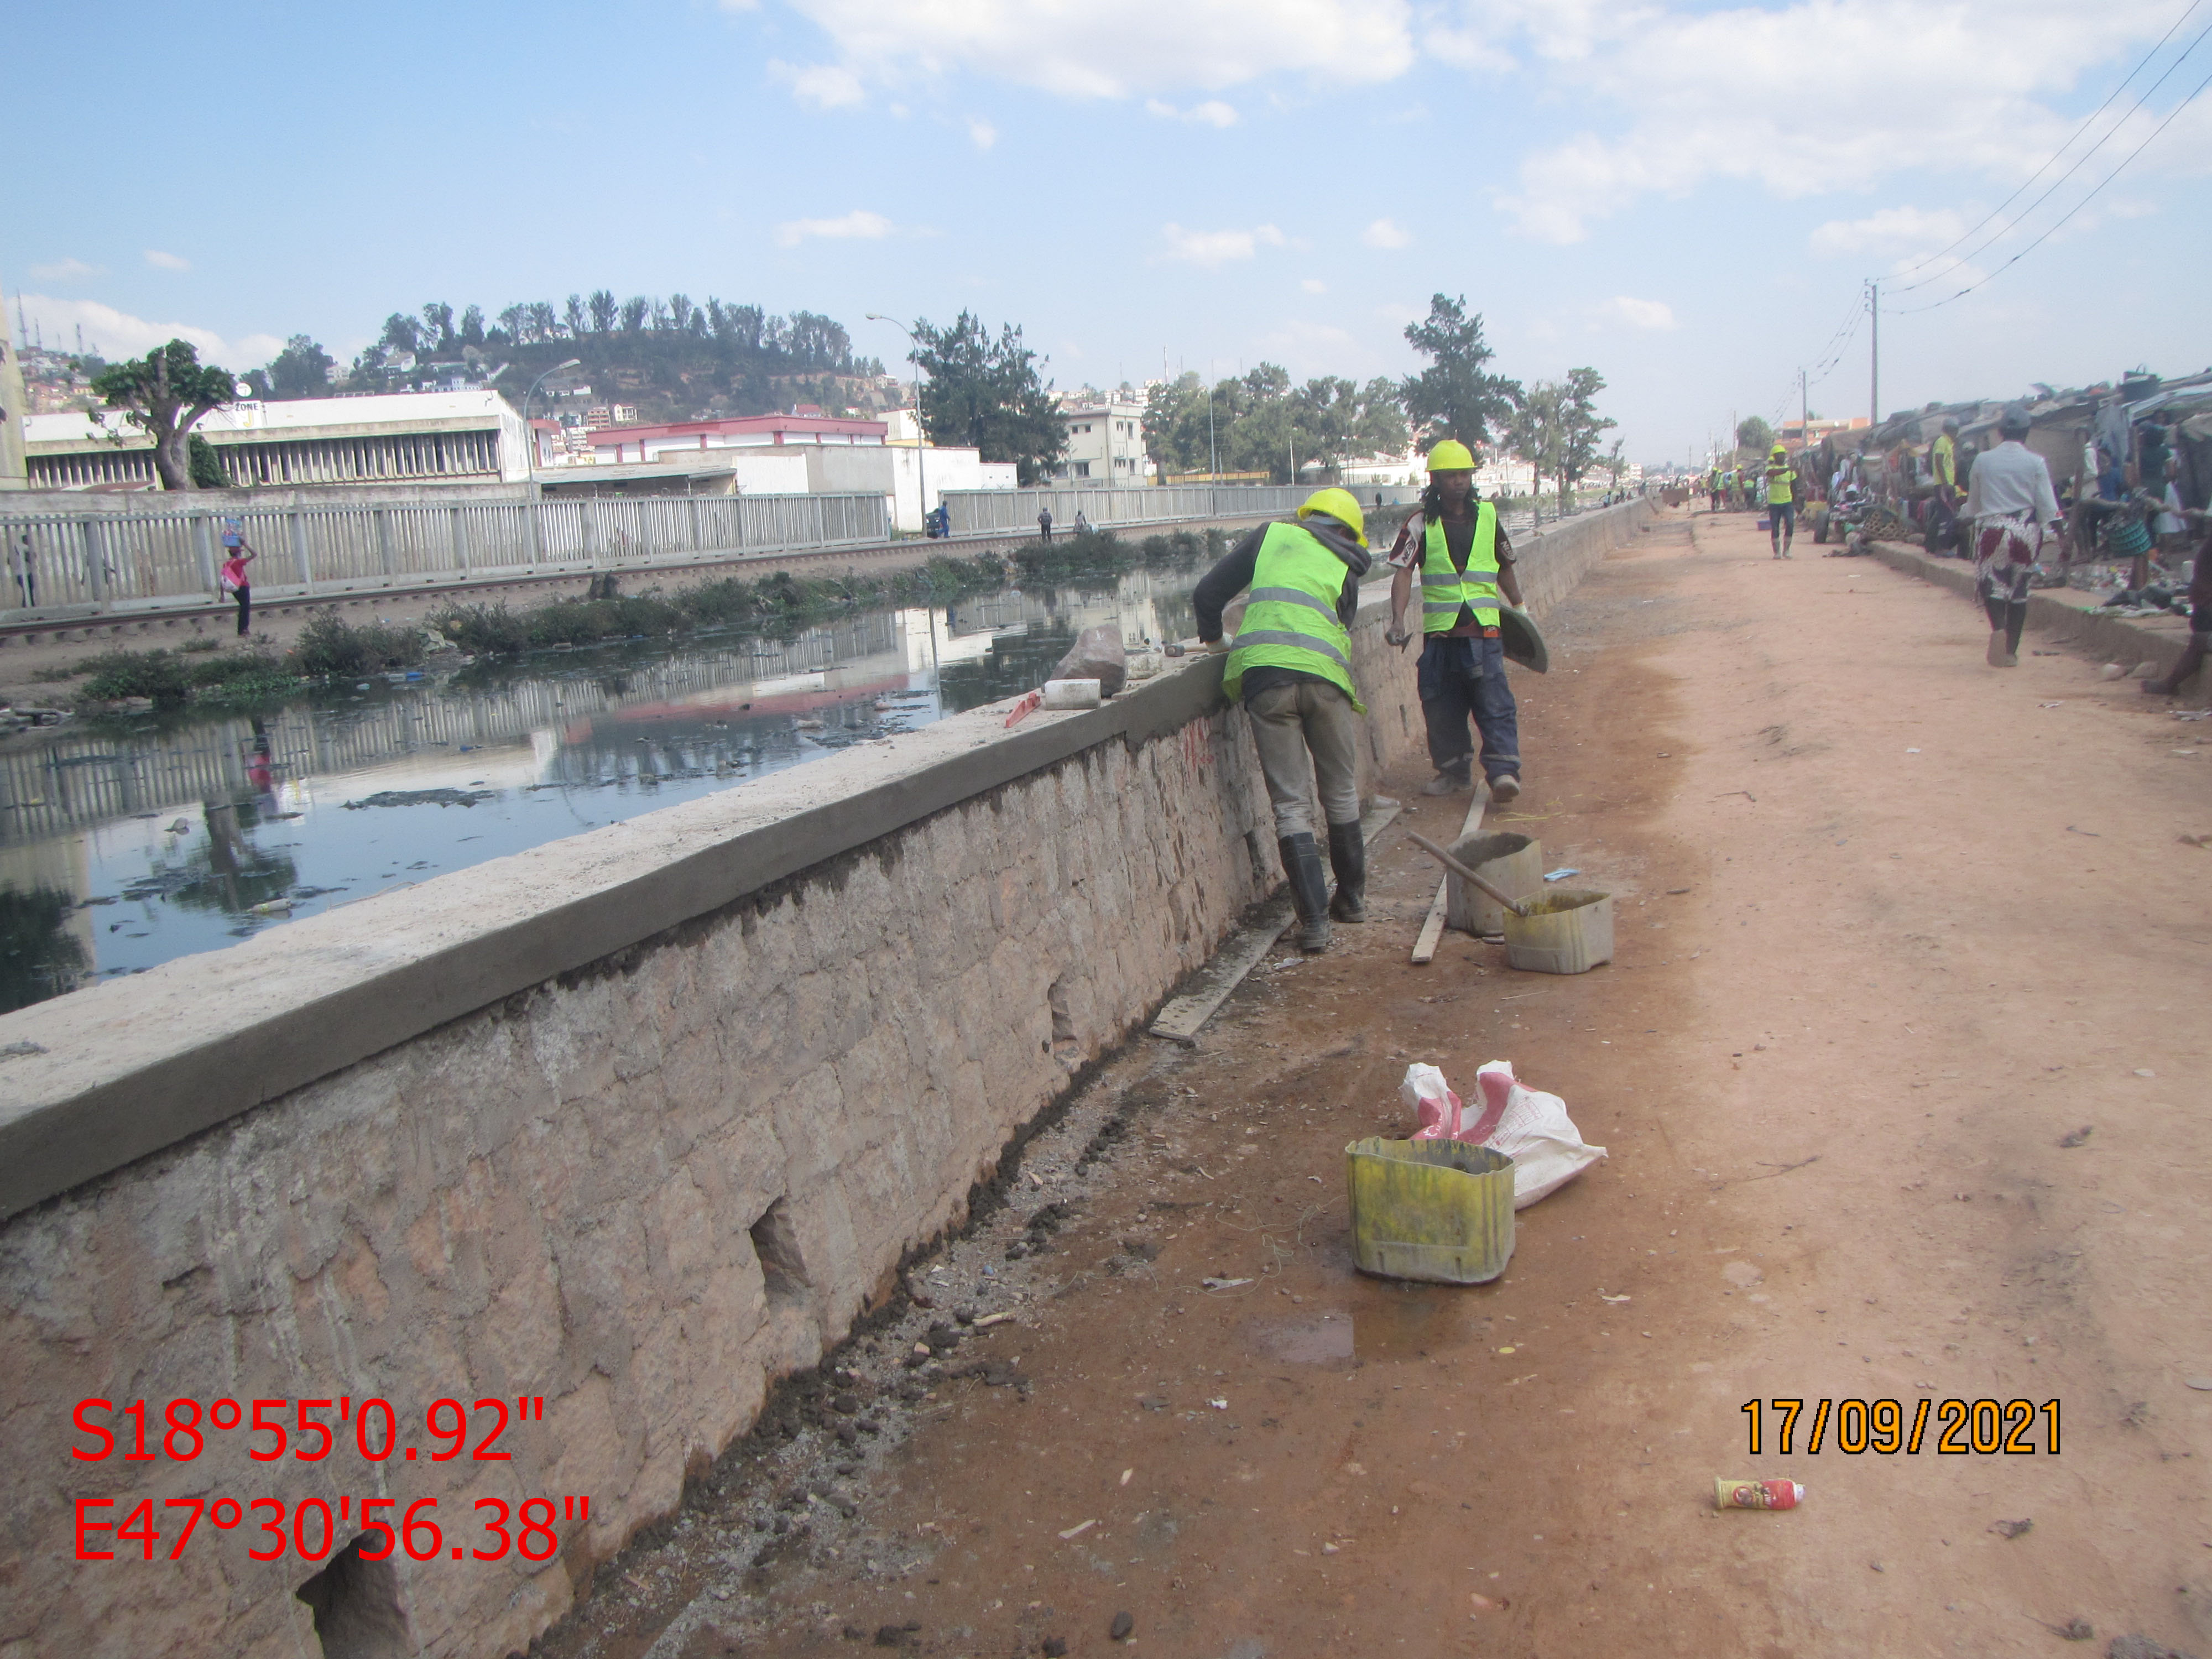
[940,484,1309,538]
[0,492,891,617]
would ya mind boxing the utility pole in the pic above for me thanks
[1799,368,1808,441]
[1868,279,1880,430]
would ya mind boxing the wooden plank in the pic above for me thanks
[1410,789,1490,964]
[1147,800,1402,1046]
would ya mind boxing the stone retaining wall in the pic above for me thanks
[0,500,1646,1658]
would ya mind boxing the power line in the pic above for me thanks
[1887,0,2208,283]
[1894,60,2212,314]
[1890,12,2212,294]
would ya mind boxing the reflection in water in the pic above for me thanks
[0,561,1206,1008]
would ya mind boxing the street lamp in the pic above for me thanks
[866,315,929,537]
[520,358,582,475]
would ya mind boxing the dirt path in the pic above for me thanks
[541,505,2212,1659]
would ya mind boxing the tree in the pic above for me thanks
[264,335,334,399]
[564,294,587,338]
[587,290,619,334]
[1143,372,1215,475]
[187,433,229,487]
[378,312,422,359]
[1510,367,1616,513]
[910,312,1067,484]
[1402,293,1521,453]
[1354,377,1410,461]
[420,302,456,356]
[458,305,486,348]
[1735,415,1774,457]
[619,296,650,333]
[90,340,238,491]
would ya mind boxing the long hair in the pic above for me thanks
[1419,476,1480,522]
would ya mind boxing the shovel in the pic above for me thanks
[1408,832,1532,920]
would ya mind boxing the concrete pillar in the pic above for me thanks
[191,515,217,596]
[450,505,469,575]
[375,508,395,579]
[289,511,314,593]
[81,520,106,604]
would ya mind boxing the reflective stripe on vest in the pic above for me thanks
[1222,522,1364,711]
[1420,503,1500,633]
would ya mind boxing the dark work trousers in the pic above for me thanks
[234,584,252,636]
[1417,633,1520,785]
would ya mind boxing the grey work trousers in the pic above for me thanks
[1246,679,1363,839]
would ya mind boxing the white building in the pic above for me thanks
[23,390,533,489]
[1053,399,1149,484]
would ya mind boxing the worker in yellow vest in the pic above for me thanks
[1384,440,1526,801]
[1194,487,1375,952]
[1765,442,1799,558]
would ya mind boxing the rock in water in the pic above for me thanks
[1052,624,1127,697]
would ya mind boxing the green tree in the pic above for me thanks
[458,305,486,348]
[1354,377,1410,461]
[1511,367,1616,513]
[420,302,456,356]
[1402,293,1521,453]
[90,340,238,491]
[187,433,228,487]
[1735,415,1775,458]
[910,312,1067,484]
[264,335,334,398]
[1142,372,1215,475]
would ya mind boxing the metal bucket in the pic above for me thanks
[1446,831,1543,937]
[1347,1136,1516,1284]
[1504,889,1615,975]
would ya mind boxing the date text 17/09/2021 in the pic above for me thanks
[1742,1397,2060,1456]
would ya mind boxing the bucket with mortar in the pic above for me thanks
[1446,831,1543,937]
[1410,832,1614,977]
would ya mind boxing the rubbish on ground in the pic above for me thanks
[1041,678,1103,711]
[1469,1593,1506,1612]
[1543,868,1580,882]
[1003,690,1042,728]
[1715,1478,1804,1510]
[2059,1126,2093,1148]
[1208,1398,1228,1410]
[249,898,293,916]
[1348,1135,1515,1284]
[1600,1292,1631,1303]
[1120,1469,1133,1485]
[1990,1518,2033,1539]
[1051,623,1128,697]
[972,1311,1018,1329]
[1402,1061,1606,1207]
[1057,1519,1096,1541]
[2135,1068,2157,1078]
[1201,1276,1253,1291]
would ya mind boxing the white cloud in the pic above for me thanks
[1808,206,1966,258]
[1486,0,2209,241]
[17,294,283,367]
[1361,217,1411,249]
[753,0,1413,101]
[1593,295,1677,330]
[771,58,866,108]
[143,249,191,272]
[1302,278,1329,293]
[967,116,998,149]
[1146,97,1239,127]
[30,258,104,283]
[774,209,896,247]
[1159,222,1286,267]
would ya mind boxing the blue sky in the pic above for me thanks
[12,0,2210,463]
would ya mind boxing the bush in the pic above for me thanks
[77,648,193,705]
[429,601,532,656]
[287,609,429,678]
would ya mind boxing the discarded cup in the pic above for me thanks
[1715,1478,1803,1511]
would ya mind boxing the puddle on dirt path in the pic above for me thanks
[1245,1283,1482,1365]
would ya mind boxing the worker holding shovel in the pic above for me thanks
[1385,440,1527,801]
[1194,487,1375,953]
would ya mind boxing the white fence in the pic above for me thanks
[940,484,1310,537]
[0,493,891,617]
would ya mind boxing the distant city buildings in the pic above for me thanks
[1052,395,1150,483]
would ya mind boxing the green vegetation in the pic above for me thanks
[910,313,1067,484]
[89,340,239,492]
[1145,368,1406,485]
[288,610,430,678]
[430,553,1012,658]
[1010,526,1225,587]
[1511,368,1618,515]
[1401,293,1521,456]
[77,643,293,706]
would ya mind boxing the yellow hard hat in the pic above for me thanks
[1771,443,1788,457]
[1297,487,1367,546]
[1425,439,1477,472]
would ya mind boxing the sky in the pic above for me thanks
[10,0,2211,465]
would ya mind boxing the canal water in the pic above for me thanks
[0,563,1207,1013]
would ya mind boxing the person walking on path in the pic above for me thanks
[1765,443,1799,558]
[219,536,258,637]
[1037,505,1053,542]
[1963,405,2060,667]
[1194,487,1375,953]
[1384,440,1526,802]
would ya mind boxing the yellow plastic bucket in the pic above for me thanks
[1346,1136,1516,1284]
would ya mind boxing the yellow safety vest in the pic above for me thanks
[1420,504,1500,634]
[1766,466,1796,505]
[1933,434,1955,488]
[1222,522,1364,711]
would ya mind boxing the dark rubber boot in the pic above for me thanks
[1326,821,1366,922]
[1279,833,1331,952]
